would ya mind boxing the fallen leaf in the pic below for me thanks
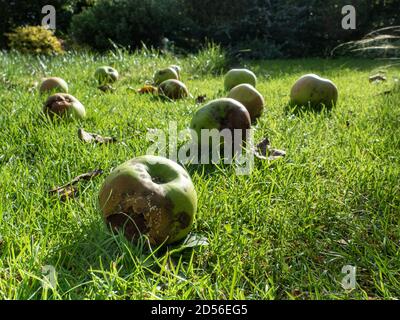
[49,169,103,201]
[255,137,270,159]
[369,74,387,83]
[78,128,117,144]
[181,233,209,248]
[50,185,78,201]
[254,137,286,161]
[195,94,207,104]
[137,84,158,94]
[268,148,286,160]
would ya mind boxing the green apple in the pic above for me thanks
[224,68,257,91]
[43,93,86,120]
[39,77,68,94]
[290,74,338,109]
[153,67,179,85]
[190,98,251,150]
[228,83,264,121]
[99,155,197,246]
[94,66,119,85]
[159,79,189,100]
[169,65,181,77]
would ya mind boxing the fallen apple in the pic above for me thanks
[94,66,119,85]
[39,77,68,94]
[99,155,197,246]
[290,74,338,109]
[228,83,264,121]
[169,65,181,77]
[153,67,179,85]
[159,79,189,100]
[43,93,86,120]
[224,68,257,91]
[190,98,251,150]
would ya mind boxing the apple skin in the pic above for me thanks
[159,79,189,100]
[99,155,197,246]
[39,77,68,94]
[153,67,179,85]
[228,83,264,121]
[224,68,257,91]
[190,98,251,149]
[94,66,119,85]
[43,93,86,120]
[169,65,181,77]
[290,74,338,109]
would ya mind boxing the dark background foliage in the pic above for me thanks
[1,0,399,58]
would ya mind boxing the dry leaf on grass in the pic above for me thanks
[369,74,387,83]
[78,128,117,144]
[254,137,286,161]
[49,169,103,201]
[137,84,158,94]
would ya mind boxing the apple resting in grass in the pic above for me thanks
[159,79,189,100]
[169,65,181,77]
[153,67,179,85]
[228,83,264,121]
[190,98,251,150]
[94,66,119,85]
[290,74,338,109]
[224,68,257,91]
[99,155,197,246]
[39,77,68,94]
[43,93,86,120]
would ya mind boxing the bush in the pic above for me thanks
[70,0,185,51]
[67,0,400,58]
[0,0,96,49]
[6,26,64,55]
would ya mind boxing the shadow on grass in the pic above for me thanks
[43,216,199,298]
[284,102,334,117]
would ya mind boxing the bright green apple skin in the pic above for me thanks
[159,79,189,100]
[99,155,197,246]
[43,93,86,120]
[94,66,119,85]
[224,68,257,91]
[153,67,179,85]
[290,74,338,109]
[190,98,251,148]
[228,83,264,121]
[39,77,68,94]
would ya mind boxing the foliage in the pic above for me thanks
[6,25,64,55]
[70,0,185,51]
[0,0,96,48]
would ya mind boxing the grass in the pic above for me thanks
[0,49,399,300]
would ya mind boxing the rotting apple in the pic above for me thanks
[228,83,264,121]
[159,79,189,100]
[190,98,251,151]
[94,66,119,85]
[153,67,179,85]
[290,74,338,109]
[39,77,68,94]
[43,93,86,120]
[224,68,257,91]
[99,155,197,246]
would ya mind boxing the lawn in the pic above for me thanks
[0,50,399,300]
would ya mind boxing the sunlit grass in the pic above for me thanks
[0,50,399,300]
